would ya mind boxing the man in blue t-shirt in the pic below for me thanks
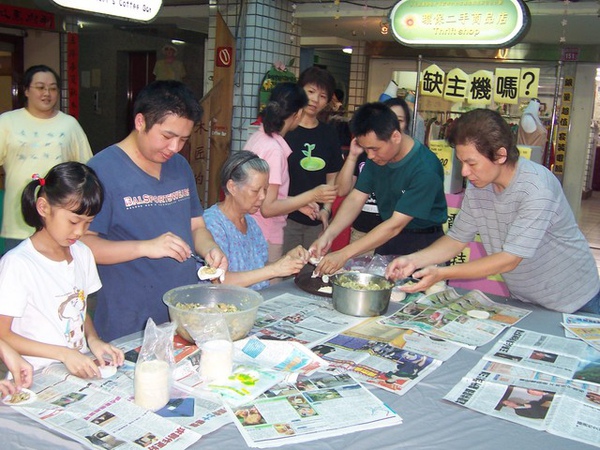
[82,81,227,341]
[311,102,447,275]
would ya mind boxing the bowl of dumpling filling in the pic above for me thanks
[330,272,394,317]
[163,284,263,342]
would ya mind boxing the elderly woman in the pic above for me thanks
[203,151,310,290]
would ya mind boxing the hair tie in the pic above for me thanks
[32,173,45,186]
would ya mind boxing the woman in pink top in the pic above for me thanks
[244,82,337,262]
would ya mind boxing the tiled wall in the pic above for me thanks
[207,1,301,152]
[61,16,79,114]
[348,40,368,115]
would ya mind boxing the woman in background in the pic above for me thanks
[244,82,336,262]
[283,67,343,253]
[0,65,93,254]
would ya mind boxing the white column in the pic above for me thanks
[563,63,596,220]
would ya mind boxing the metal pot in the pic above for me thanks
[330,272,394,317]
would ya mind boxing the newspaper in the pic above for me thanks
[249,293,366,345]
[342,317,462,361]
[561,314,600,351]
[171,337,330,407]
[8,364,205,450]
[307,318,460,395]
[562,313,600,339]
[444,358,600,447]
[226,372,403,448]
[379,288,531,347]
[234,336,329,377]
[484,328,600,385]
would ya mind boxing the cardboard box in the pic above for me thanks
[429,140,464,194]
[517,145,543,164]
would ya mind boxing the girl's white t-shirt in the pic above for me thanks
[0,239,101,370]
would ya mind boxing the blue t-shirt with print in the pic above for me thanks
[88,145,203,341]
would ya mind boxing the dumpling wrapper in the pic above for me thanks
[309,256,323,265]
[467,310,490,320]
[197,266,225,281]
[98,365,117,378]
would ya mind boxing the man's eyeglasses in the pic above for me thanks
[30,85,58,94]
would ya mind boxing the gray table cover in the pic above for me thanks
[1,279,596,449]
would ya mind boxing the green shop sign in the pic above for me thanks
[390,0,531,47]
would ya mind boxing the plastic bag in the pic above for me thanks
[134,318,176,411]
[185,313,233,383]
[344,254,395,276]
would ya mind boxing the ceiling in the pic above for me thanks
[151,0,600,49]
[45,0,600,49]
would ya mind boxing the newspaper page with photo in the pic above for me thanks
[444,358,600,447]
[562,314,600,339]
[172,337,330,407]
[308,318,461,395]
[561,314,600,352]
[249,293,365,345]
[226,373,402,448]
[8,365,203,450]
[484,328,600,385]
[379,288,531,347]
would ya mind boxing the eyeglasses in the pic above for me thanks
[29,85,59,94]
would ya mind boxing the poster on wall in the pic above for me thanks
[0,4,55,30]
[420,64,540,105]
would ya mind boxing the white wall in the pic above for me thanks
[564,63,597,219]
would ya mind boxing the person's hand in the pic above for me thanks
[272,251,308,278]
[144,232,191,262]
[315,251,347,275]
[398,266,442,293]
[318,208,330,229]
[285,245,310,263]
[204,247,228,272]
[311,184,338,204]
[1,344,33,391]
[385,256,417,281]
[299,203,319,220]
[0,379,19,398]
[308,236,333,264]
[61,348,102,379]
[348,138,365,158]
[87,336,125,370]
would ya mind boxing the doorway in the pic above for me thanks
[124,51,156,138]
[0,34,23,190]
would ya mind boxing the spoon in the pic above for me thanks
[190,252,204,264]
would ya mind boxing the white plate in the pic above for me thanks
[467,309,490,320]
[197,266,224,281]
[98,365,117,378]
[2,388,37,405]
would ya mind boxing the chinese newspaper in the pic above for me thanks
[227,372,402,448]
[379,288,531,347]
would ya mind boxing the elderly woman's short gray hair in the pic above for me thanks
[220,150,270,194]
